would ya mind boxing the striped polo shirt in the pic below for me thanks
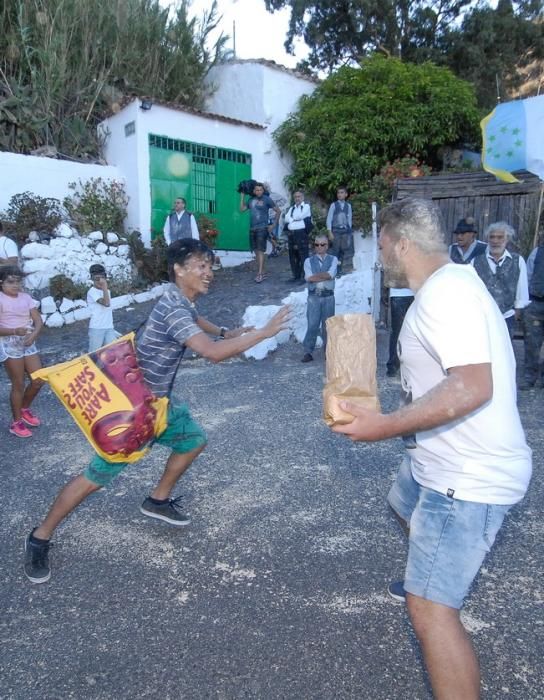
[136,284,202,397]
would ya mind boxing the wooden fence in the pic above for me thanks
[393,171,543,254]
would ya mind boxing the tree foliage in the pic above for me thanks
[265,0,544,109]
[0,0,229,159]
[264,0,475,71]
[442,0,544,109]
[274,55,480,198]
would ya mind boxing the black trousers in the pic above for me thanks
[288,230,309,280]
[387,295,414,372]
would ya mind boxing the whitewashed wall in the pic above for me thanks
[0,152,122,214]
[205,61,317,198]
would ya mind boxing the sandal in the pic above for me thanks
[255,274,263,283]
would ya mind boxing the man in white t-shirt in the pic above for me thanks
[332,198,532,700]
[0,222,19,267]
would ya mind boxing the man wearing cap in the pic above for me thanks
[449,217,487,264]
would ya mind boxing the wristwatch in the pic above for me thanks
[219,327,227,338]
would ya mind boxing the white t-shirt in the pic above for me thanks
[399,263,531,505]
[0,235,18,261]
[87,286,114,329]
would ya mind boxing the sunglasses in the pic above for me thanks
[315,242,328,247]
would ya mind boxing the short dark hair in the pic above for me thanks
[166,239,214,280]
[89,263,106,276]
[0,265,24,283]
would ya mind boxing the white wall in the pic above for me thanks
[205,61,317,198]
[100,100,268,246]
[0,152,122,215]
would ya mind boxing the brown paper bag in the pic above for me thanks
[323,313,381,426]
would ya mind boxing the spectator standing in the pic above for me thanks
[521,234,544,388]
[472,222,529,339]
[0,266,43,438]
[326,186,353,276]
[163,197,199,244]
[301,234,337,363]
[333,198,531,700]
[0,222,19,268]
[285,190,312,284]
[240,183,279,283]
[87,264,118,352]
[449,217,486,264]
[386,287,414,377]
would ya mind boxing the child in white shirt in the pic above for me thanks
[87,264,117,352]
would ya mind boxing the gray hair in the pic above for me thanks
[483,221,515,242]
[379,198,447,255]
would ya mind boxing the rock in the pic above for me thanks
[40,296,57,315]
[59,297,76,314]
[133,291,153,304]
[94,242,108,255]
[106,232,119,244]
[55,223,73,238]
[110,294,134,310]
[45,311,65,328]
[65,238,83,253]
[24,271,50,291]
[21,242,54,260]
[88,231,103,241]
[23,258,50,273]
[116,245,130,258]
[63,311,76,325]
[73,307,92,321]
[72,299,88,308]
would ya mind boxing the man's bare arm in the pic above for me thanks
[333,363,493,442]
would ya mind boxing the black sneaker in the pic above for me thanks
[24,530,51,584]
[140,496,191,527]
[388,580,406,602]
[301,353,314,363]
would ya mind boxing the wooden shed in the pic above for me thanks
[393,171,543,253]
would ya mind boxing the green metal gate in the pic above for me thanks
[149,134,252,250]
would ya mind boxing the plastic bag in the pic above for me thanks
[33,333,168,463]
[323,314,381,426]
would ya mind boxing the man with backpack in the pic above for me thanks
[285,190,312,284]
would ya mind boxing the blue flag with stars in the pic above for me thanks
[481,95,544,183]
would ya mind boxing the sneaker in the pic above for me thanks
[24,530,51,584]
[140,496,191,527]
[388,580,406,602]
[301,353,314,363]
[10,420,32,438]
[21,408,41,427]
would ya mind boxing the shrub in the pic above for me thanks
[5,192,64,244]
[197,214,219,249]
[49,274,88,301]
[124,230,168,284]
[63,178,128,234]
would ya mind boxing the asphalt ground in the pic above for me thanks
[1,253,543,699]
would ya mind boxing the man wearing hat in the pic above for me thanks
[449,217,487,264]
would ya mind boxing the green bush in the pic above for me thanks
[5,191,64,244]
[124,230,168,284]
[49,274,88,301]
[63,178,128,234]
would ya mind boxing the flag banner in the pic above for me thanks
[481,95,544,183]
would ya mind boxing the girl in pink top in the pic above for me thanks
[0,266,44,438]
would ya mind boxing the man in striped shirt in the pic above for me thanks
[24,239,289,584]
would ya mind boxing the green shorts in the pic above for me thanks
[84,402,207,487]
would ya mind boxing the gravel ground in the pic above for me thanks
[1,252,542,700]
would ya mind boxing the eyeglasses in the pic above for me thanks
[3,277,22,284]
[315,243,328,247]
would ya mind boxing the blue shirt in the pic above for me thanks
[246,195,276,230]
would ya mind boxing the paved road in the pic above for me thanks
[2,254,543,699]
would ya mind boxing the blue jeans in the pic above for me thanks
[388,456,511,609]
[88,328,118,353]
[303,293,335,353]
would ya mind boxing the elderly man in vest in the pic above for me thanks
[326,186,353,277]
[472,222,529,340]
[301,234,338,363]
[521,233,544,389]
[448,217,486,264]
[163,197,199,244]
